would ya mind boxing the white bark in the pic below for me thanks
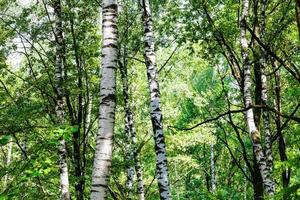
[129,108,145,200]
[141,0,171,199]
[135,157,145,200]
[53,0,70,199]
[260,0,274,178]
[124,109,135,195]
[59,139,70,200]
[261,68,273,171]
[240,0,274,195]
[91,1,118,199]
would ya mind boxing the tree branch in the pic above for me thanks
[169,105,300,131]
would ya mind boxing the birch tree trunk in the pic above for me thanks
[91,1,118,199]
[119,57,145,200]
[133,136,146,200]
[121,63,135,197]
[259,0,274,178]
[53,0,70,199]
[261,65,273,173]
[124,95,135,196]
[141,0,171,199]
[210,144,216,193]
[240,0,275,195]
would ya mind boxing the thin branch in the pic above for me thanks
[272,103,300,142]
[245,23,300,83]
[169,105,300,131]
[127,56,146,64]
[168,108,248,131]
[158,46,178,73]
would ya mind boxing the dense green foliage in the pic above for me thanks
[0,0,299,199]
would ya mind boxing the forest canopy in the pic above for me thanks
[0,0,300,199]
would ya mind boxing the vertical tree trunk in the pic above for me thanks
[295,0,300,40]
[259,0,274,178]
[84,93,93,144]
[135,160,146,200]
[141,0,172,199]
[65,2,85,197]
[261,70,273,173]
[243,163,247,200]
[91,1,118,199]
[210,144,216,193]
[252,157,264,200]
[274,70,291,187]
[59,140,71,200]
[83,91,92,171]
[119,57,145,200]
[53,0,70,199]
[82,90,93,195]
[240,0,274,195]
[131,117,145,200]
[121,62,135,197]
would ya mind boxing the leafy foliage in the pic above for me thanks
[0,0,299,199]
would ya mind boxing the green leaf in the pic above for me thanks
[70,126,79,133]
[0,135,10,145]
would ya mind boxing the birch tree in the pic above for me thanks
[53,0,70,199]
[240,0,275,195]
[141,0,171,199]
[119,55,145,200]
[259,0,273,178]
[91,0,118,199]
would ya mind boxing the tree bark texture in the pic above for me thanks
[53,0,70,199]
[91,1,118,199]
[121,62,135,197]
[141,0,172,199]
[120,58,145,200]
[240,0,275,195]
[258,0,274,179]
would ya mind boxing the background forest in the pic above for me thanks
[0,0,300,199]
